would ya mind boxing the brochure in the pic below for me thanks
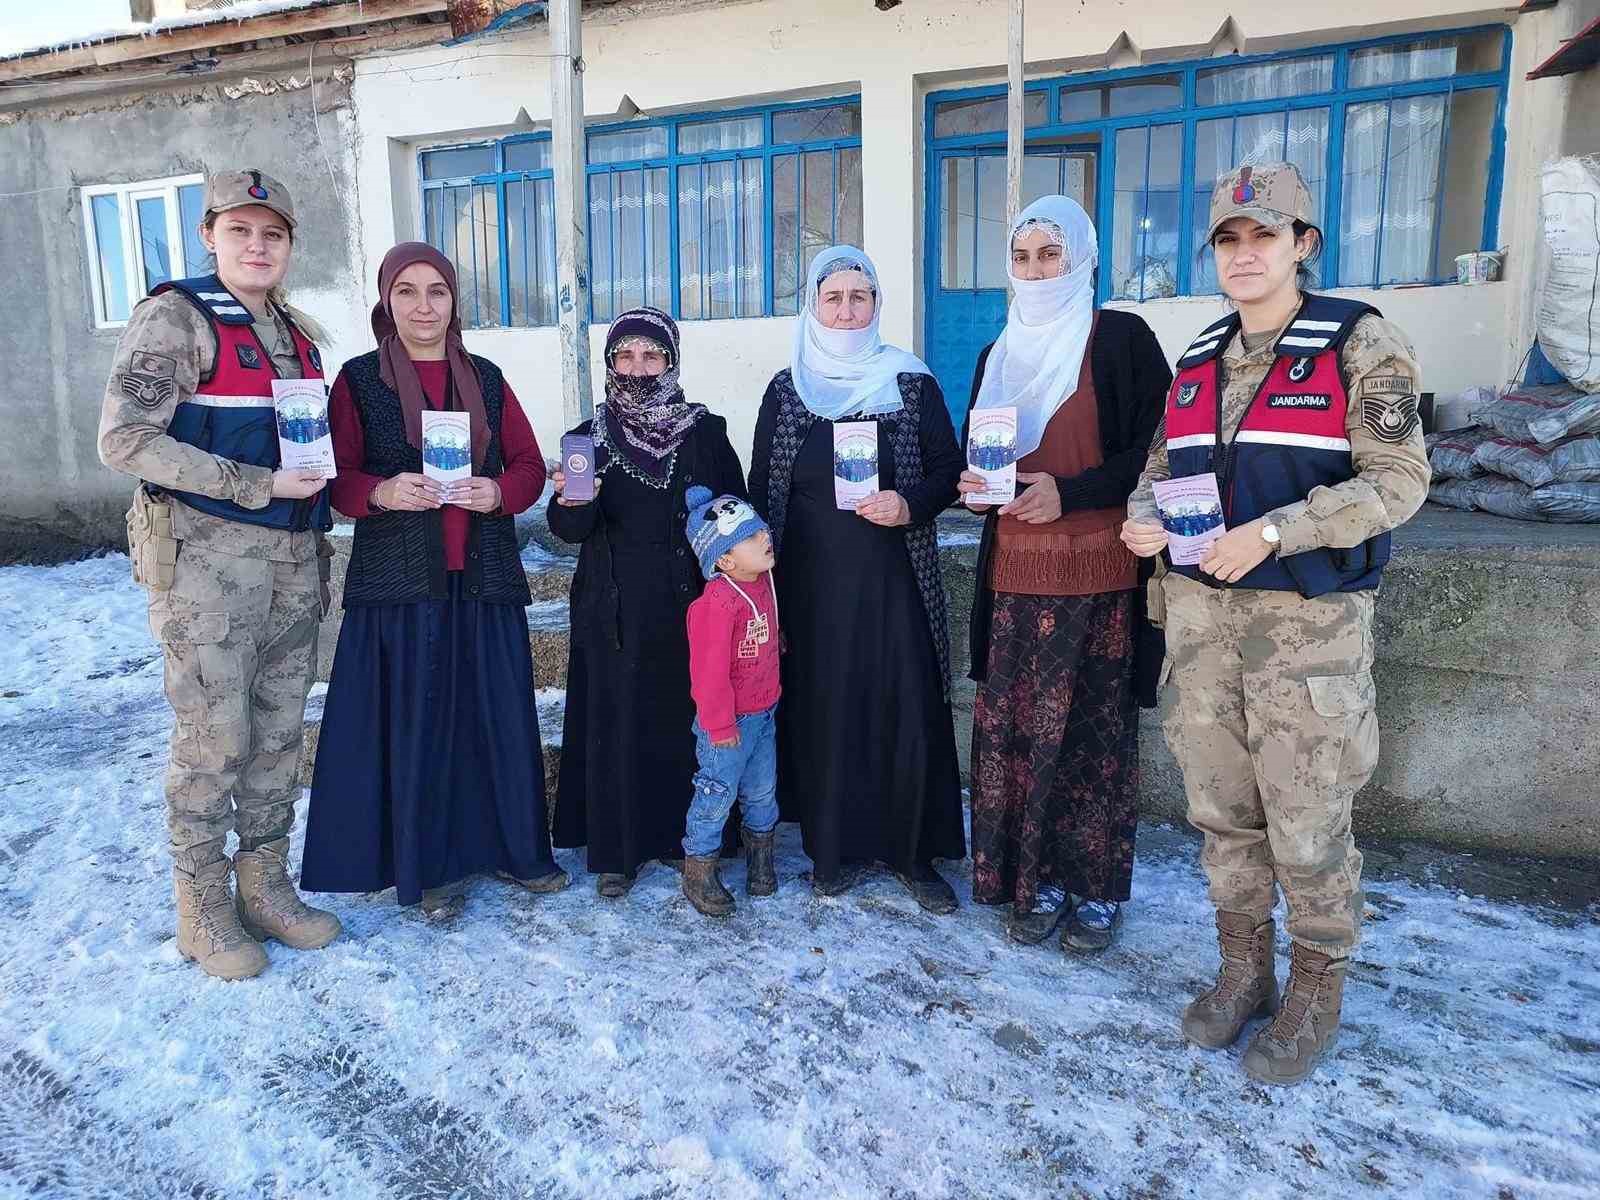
[1152,472,1227,565]
[832,421,880,511]
[271,379,336,478]
[560,433,596,502]
[421,410,472,485]
[965,405,1018,506]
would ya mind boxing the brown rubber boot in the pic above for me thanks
[743,826,776,897]
[174,860,268,980]
[682,853,735,918]
[1181,911,1279,1049]
[234,838,342,951]
[1242,943,1349,1086]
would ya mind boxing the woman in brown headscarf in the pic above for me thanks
[300,243,567,919]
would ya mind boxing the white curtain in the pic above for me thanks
[1191,108,1329,293]
[1339,96,1447,286]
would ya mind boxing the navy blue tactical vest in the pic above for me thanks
[152,274,331,533]
[1164,294,1389,597]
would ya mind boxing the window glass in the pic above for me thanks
[178,184,207,278]
[1107,75,1181,116]
[1196,56,1334,106]
[421,145,495,180]
[774,102,862,142]
[679,116,763,153]
[1191,109,1328,292]
[1340,97,1442,285]
[504,139,551,172]
[933,92,1048,137]
[1059,86,1103,123]
[1348,30,1503,88]
[92,194,130,323]
[587,127,668,164]
[431,184,501,328]
[135,196,172,292]
[1110,124,1180,300]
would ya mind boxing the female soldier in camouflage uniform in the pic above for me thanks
[99,170,342,980]
[1123,163,1430,1085]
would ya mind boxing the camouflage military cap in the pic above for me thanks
[1206,162,1314,243]
[204,169,296,229]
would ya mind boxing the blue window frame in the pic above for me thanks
[418,96,863,329]
[924,25,1511,306]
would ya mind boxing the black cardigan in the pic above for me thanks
[963,307,1173,707]
[547,414,747,651]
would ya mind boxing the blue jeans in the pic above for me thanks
[683,705,779,857]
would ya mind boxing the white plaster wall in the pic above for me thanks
[348,0,1554,464]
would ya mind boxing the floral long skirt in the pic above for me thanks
[970,589,1140,912]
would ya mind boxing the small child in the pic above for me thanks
[681,486,782,918]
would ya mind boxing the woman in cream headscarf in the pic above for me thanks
[749,247,966,912]
[959,196,1171,952]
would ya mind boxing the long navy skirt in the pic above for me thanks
[301,575,556,906]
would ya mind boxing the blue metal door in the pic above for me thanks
[925,148,1096,435]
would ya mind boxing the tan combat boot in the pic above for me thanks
[234,838,342,951]
[1242,942,1349,1086]
[174,860,268,980]
[1181,911,1279,1049]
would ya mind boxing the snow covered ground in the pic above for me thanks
[2,555,1598,1199]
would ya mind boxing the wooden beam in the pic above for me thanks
[0,0,448,83]
[549,0,594,427]
[1006,0,1024,229]
[0,23,446,113]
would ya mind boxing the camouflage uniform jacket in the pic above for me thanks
[98,292,319,564]
[1129,306,1431,558]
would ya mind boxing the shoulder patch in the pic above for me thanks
[1176,381,1201,408]
[1360,369,1420,443]
[119,351,178,409]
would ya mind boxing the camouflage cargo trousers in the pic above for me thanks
[148,543,321,872]
[1159,571,1378,957]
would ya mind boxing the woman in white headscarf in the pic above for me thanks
[958,196,1172,952]
[749,247,966,913]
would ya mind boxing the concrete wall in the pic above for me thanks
[348,0,1576,467]
[936,507,1600,861]
[0,74,367,562]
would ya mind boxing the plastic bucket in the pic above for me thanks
[1456,250,1504,285]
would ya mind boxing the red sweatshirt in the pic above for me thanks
[686,573,782,742]
[328,360,547,571]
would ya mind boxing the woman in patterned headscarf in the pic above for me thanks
[549,307,749,897]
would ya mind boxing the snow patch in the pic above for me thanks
[0,555,1597,1197]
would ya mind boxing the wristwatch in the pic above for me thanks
[1260,522,1282,550]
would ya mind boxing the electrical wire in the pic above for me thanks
[308,40,340,195]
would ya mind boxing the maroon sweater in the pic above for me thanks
[686,573,782,741]
[329,360,547,571]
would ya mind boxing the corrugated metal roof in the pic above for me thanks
[1527,12,1600,79]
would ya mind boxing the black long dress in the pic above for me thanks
[549,415,747,878]
[755,378,967,881]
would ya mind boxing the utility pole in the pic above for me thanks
[1006,0,1025,229]
[549,0,593,426]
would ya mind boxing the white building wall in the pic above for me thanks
[346,0,1575,463]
